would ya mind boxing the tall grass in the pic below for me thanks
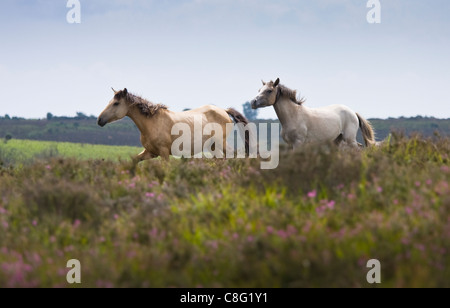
[0,134,448,287]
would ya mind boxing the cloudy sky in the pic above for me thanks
[1,0,449,119]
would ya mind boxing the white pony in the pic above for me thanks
[250,78,375,149]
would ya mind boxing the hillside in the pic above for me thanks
[0,117,141,146]
[0,116,449,146]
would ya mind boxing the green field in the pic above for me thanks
[0,135,449,287]
[0,139,142,165]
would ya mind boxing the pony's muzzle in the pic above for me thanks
[251,99,258,109]
[97,117,106,127]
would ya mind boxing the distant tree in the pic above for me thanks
[183,108,191,112]
[47,112,54,121]
[4,114,10,120]
[242,101,258,121]
[5,134,12,142]
[76,112,88,119]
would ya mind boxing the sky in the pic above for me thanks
[0,0,449,120]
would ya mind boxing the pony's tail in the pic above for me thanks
[226,108,250,156]
[356,112,376,147]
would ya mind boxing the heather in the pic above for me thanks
[0,134,448,287]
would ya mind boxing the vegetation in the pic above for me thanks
[369,116,450,141]
[0,134,448,287]
[243,102,259,121]
[1,115,448,147]
[0,117,141,146]
[0,139,141,165]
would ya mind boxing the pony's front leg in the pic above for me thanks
[159,148,170,161]
[292,139,305,151]
[134,149,153,162]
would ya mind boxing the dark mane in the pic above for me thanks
[115,91,168,117]
[268,81,306,105]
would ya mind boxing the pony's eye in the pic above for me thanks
[113,102,120,106]
[267,90,273,94]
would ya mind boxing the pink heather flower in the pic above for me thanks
[316,206,326,214]
[209,241,219,249]
[157,194,164,201]
[73,219,81,228]
[64,245,74,252]
[113,214,119,220]
[232,233,239,240]
[415,181,421,187]
[150,228,158,238]
[277,230,288,239]
[415,244,425,252]
[266,226,274,234]
[145,192,155,198]
[336,184,345,190]
[32,253,41,264]
[45,165,51,170]
[0,207,6,214]
[327,200,336,209]
[405,207,413,215]
[434,181,449,195]
[118,181,122,185]
[247,236,254,242]
[96,280,114,288]
[426,179,432,186]
[99,236,106,243]
[347,194,355,200]
[307,190,317,198]
[377,187,383,193]
[287,225,297,235]
[393,199,399,205]
[357,257,367,267]
[148,181,159,188]
[32,220,38,226]
[441,166,449,173]
[128,182,136,189]
[302,222,312,233]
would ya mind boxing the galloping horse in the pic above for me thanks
[98,88,249,161]
[250,78,375,149]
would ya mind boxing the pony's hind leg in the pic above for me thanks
[344,137,359,148]
[334,134,344,146]
[342,128,360,148]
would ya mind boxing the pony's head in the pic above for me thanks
[97,88,130,127]
[250,78,280,109]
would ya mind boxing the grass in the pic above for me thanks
[0,134,449,287]
[0,139,142,165]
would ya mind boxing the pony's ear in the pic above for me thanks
[111,87,117,94]
[123,88,128,95]
[261,80,266,86]
[273,78,280,87]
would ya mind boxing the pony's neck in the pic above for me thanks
[273,97,302,127]
[126,104,149,133]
